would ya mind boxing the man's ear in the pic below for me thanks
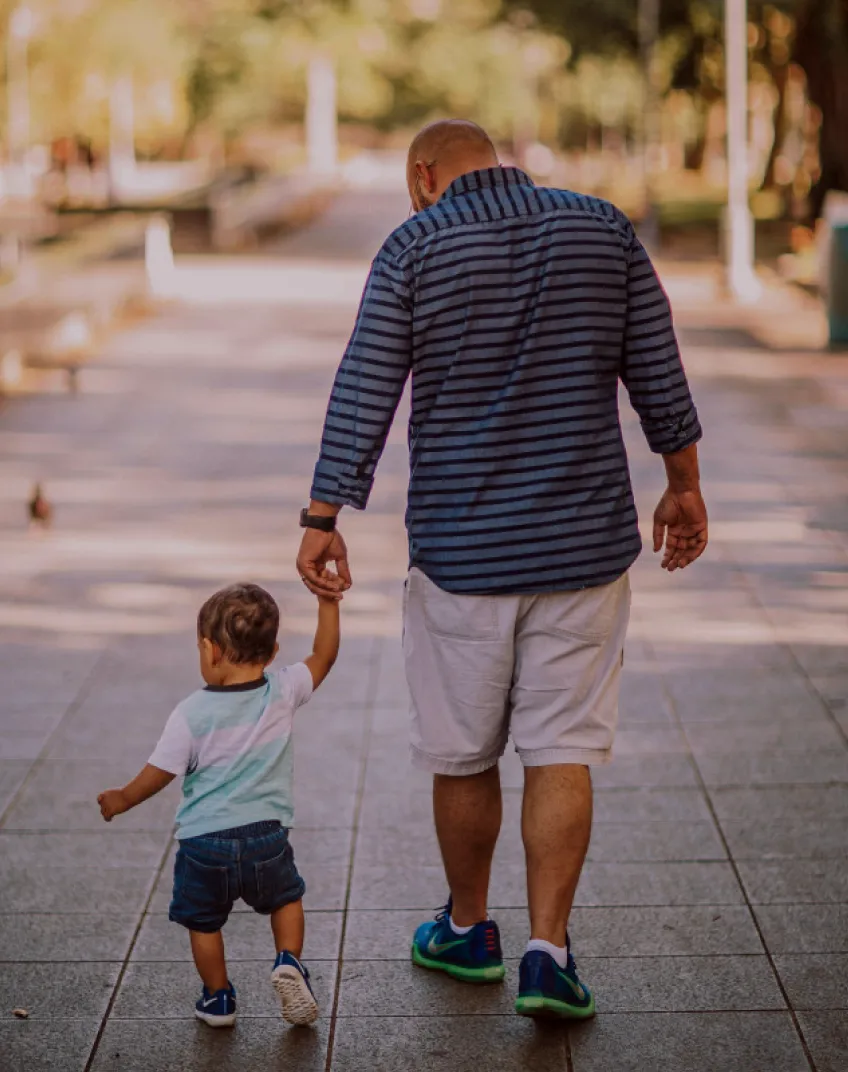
[417,161,437,195]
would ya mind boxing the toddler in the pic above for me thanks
[97,581,339,1028]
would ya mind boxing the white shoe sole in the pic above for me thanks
[271,965,319,1025]
[194,1008,236,1028]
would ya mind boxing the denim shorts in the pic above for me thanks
[169,821,305,933]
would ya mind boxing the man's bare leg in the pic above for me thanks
[433,766,502,926]
[522,764,593,944]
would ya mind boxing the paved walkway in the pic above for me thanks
[0,192,846,1072]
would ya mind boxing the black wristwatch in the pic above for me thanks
[300,508,336,533]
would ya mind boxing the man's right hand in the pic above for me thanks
[652,487,708,571]
[297,528,352,599]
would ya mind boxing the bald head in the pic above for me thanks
[407,119,499,212]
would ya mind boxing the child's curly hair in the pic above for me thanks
[197,583,279,665]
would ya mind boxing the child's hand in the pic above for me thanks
[97,788,129,822]
[316,569,343,604]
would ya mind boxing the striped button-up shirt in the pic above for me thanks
[311,166,701,595]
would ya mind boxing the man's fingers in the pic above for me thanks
[653,519,665,554]
[335,555,352,588]
[297,556,340,592]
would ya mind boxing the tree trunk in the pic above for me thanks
[793,0,848,218]
[762,62,789,189]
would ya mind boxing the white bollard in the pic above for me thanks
[145,214,176,299]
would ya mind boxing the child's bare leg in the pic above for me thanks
[271,900,305,958]
[190,930,229,991]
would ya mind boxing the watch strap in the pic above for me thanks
[300,508,336,533]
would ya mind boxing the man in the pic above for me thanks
[297,119,707,1019]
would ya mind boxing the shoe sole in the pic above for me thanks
[411,943,506,984]
[515,994,596,1020]
[272,965,319,1025]
[194,1009,236,1028]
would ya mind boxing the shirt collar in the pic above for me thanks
[442,166,534,202]
[204,674,267,693]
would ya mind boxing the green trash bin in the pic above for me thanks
[828,221,848,346]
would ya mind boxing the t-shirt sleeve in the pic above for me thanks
[275,662,314,709]
[148,706,194,776]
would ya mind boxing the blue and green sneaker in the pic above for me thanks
[515,937,595,1020]
[412,899,506,984]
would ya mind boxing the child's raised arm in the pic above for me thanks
[304,597,340,690]
[98,764,175,821]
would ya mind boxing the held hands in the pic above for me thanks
[97,788,129,822]
[296,528,352,601]
[653,487,708,571]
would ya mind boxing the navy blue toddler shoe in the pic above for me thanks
[272,951,319,1025]
[195,981,236,1027]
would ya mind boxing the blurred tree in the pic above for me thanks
[794,0,848,215]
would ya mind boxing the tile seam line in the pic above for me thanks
[82,829,175,1072]
[0,647,111,831]
[644,628,818,1072]
[323,634,382,1072]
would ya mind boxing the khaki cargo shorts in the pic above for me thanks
[402,568,631,775]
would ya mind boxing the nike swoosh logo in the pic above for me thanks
[559,973,586,1001]
[202,998,219,1007]
[427,937,467,956]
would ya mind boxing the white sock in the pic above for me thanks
[448,916,475,935]
[526,938,568,969]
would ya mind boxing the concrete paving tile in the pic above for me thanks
[89,1017,329,1072]
[591,755,701,789]
[709,785,848,821]
[0,962,120,1019]
[613,727,690,755]
[0,1020,100,1072]
[663,671,824,723]
[349,862,447,911]
[797,1011,848,1072]
[0,830,169,869]
[569,1011,809,1072]
[618,673,674,724]
[337,960,515,1017]
[583,955,784,1011]
[774,954,848,1009]
[718,817,847,859]
[330,1015,567,1072]
[592,789,712,823]
[738,859,848,903]
[754,905,848,953]
[685,720,845,754]
[132,910,342,962]
[0,863,156,914]
[587,821,727,862]
[0,914,138,961]
[1,760,181,831]
[112,960,336,1019]
[696,749,848,786]
[574,862,744,907]
[0,760,32,816]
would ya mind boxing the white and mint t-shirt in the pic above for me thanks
[149,664,313,839]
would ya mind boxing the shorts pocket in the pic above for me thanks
[253,841,304,910]
[542,575,629,642]
[415,568,498,641]
[173,851,230,923]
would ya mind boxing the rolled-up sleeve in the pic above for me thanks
[310,246,412,509]
[620,233,702,455]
